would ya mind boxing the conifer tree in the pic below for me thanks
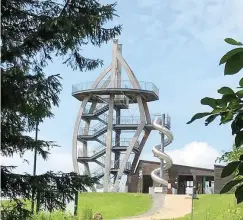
[1,0,121,218]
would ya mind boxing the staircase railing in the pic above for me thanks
[83,103,108,114]
[91,145,106,158]
[96,134,107,146]
[98,112,109,124]
[79,122,107,136]
[92,166,104,178]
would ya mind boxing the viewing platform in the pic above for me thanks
[72,80,159,103]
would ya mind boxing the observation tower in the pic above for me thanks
[72,40,172,192]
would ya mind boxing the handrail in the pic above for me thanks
[113,115,141,125]
[91,145,106,156]
[83,96,129,115]
[92,166,104,176]
[83,103,108,114]
[72,80,159,96]
[83,138,138,158]
[79,114,171,135]
[79,121,107,135]
[151,113,171,129]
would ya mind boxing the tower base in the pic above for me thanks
[149,187,168,195]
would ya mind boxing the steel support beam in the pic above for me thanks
[91,64,111,89]
[72,96,90,174]
[117,44,122,88]
[84,102,97,192]
[103,94,114,192]
[111,39,118,88]
[130,99,152,174]
[115,109,121,169]
[130,130,151,174]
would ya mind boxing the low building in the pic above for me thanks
[127,160,231,194]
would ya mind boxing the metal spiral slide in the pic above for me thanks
[151,117,174,187]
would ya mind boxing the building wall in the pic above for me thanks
[128,160,215,193]
[127,161,143,193]
[127,174,140,193]
[141,161,214,177]
[128,161,236,195]
[214,165,234,194]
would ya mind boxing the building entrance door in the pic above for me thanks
[177,175,193,194]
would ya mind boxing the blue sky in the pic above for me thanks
[3,0,243,173]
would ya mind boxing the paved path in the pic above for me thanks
[118,193,166,219]
[119,194,192,220]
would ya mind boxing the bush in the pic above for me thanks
[31,211,78,220]
[192,203,243,220]
[81,207,93,220]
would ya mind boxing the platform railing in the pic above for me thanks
[151,113,171,129]
[81,138,138,158]
[79,114,171,135]
[99,95,130,106]
[72,80,159,96]
[114,115,141,125]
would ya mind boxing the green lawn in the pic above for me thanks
[77,192,152,219]
[169,194,243,220]
[3,193,243,220]
[1,193,152,219]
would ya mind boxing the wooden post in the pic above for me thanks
[31,121,39,214]
[202,176,206,194]
[74,190,79,216]
[36,190,40,213]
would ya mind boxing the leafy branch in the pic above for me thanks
[187,38,243,203]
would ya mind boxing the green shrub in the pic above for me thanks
[81,207,93,220]
[217,203,243,220]
[31,211,78,220]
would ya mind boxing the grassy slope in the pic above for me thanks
[78,193,152,219]
[170,194,243,220]
[2,193,152,219]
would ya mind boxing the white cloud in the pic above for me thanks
[167,141,221,169]
[141,141,222,169]
[135,0,243,48]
